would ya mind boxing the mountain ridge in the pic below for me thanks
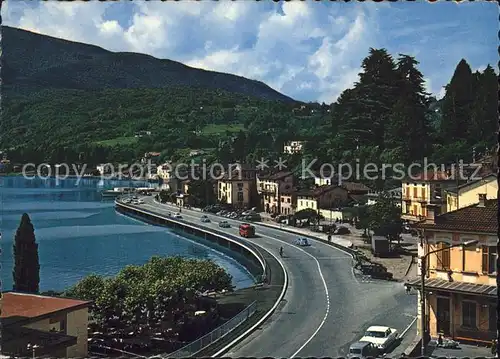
[2,25,296,103]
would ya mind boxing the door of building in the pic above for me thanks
[436,297,451,336]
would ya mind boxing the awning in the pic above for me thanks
[406,277,497,298]
[2,325,77,357]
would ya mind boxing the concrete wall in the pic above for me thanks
[116,202,265,280]
[66,308,89,358]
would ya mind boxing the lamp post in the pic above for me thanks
[419,239,478,356]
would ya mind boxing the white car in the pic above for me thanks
[294,237,311,246]
[174,213,182,219]
[359,325,399,352]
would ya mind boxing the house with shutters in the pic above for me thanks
[407,194,497,345]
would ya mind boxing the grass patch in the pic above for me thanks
[202,124,245,135]
[94,136,139,147]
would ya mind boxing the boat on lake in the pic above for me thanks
[101,187,135,198]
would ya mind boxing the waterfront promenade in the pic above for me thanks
[119,196,418,358]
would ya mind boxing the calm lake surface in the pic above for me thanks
[0,176,255,292]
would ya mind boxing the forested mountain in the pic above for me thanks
[2,26,497,181]
[2,26,294,102]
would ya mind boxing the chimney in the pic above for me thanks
[478,193,486,207]
[426,204,437,224]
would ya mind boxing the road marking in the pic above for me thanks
[149,200,329,357]
[399,316,417,338]
[127,200,290,357]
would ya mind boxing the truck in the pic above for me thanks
[371,235,390,257]
[239,223,256,238]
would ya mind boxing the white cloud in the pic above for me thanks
[3,1,493,103]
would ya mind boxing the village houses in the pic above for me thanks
[407,194,497,344]
[296,182,371,220]
[217,163,257,209]
[445,173,497,213]
[256,171,295,214]
[1,292,91,358]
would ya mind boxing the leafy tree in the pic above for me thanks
[12,213,40,293]
[368,192,402,244]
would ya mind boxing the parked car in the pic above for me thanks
[359,325,399,352]
[174,213,182,219]
[200,215,210,223]
[294,237,311,246]
[347,341,380,359]
[335,226,350,235]
[219,221,230,228]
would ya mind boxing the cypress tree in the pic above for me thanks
[440,59,475,144]
[12,213,40,293]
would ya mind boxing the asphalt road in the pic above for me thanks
[121,197,417,357]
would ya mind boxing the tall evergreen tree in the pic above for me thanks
[339,48,399,152]
[440,59,475,144]
[12,213,40,293]
[385,54,432,163]
[469,65,498,146]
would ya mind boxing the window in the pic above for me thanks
[436,242,450,270]
[287,198,291,203]
[237,182,243,190]
[421,188,426,199]
[489,304,497,331]
[413,187,418,198]
[462,301,477,328]
[281,197,284,202]
[237,192,244,202]
[482,246,497,274]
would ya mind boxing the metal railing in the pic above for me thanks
[166,301,258,358]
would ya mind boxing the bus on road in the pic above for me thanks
[239,223,255,238]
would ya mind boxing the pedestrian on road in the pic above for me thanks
[279,247,283,257]
[327,234,332,242]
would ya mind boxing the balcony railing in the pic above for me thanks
[260,187,277,195]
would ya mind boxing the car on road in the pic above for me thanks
[359,325,399,353]
[347,341,380,359]
[294,237,311,246]
[173,213,182,219]
[219,221,230,228]
[138,199,144,204]
[200,215,210,223]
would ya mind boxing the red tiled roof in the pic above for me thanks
[340,181,371,193]
[410,170,453,181]
[414,199,497,233]
[1,292,91,320]
[260,171,294,181]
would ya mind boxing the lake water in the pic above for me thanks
[0,176,255,292]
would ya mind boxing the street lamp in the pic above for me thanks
[419,239,478,356]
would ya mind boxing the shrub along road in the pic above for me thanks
[129,198,417,357]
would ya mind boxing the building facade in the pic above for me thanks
[1,292,91,358]
[445,174,497,213]
[217,164,257,209]
[296,182,369,213]
[283,141,304,154]
[408,195,497,345]
[401,171,463,223]
[257,171,294,214]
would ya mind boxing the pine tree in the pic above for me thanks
[385,54,432,163]
[340,48,399,152]
[12,213,40,293]
[469,65,498,147]
[440,59,475,144]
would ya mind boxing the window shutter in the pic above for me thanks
[482,246,489,273]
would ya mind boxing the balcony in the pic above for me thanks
[260,187,277,195]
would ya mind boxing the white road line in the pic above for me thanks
[256,232,330,358]
[148,200,329,357]
[130,201,290,357]
[400,316,417,338]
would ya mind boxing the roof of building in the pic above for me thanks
[259,171,294,181]
[407,277,496,298]
[445,173,497,194]
[1,292,91,324]
[298,182,370,197]
[414,199,497,233]
[408,170,455,182]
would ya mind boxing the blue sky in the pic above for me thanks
[3,1,498,103]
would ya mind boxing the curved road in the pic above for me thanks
[124,197,416,357]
